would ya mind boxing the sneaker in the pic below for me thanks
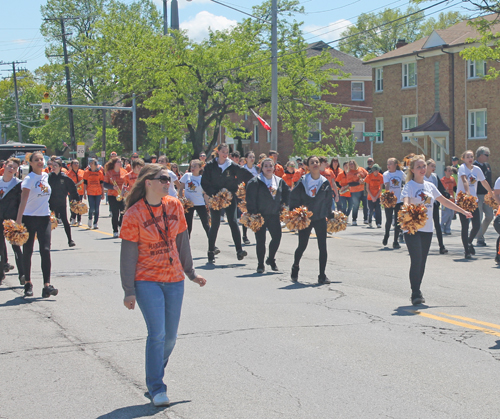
[78,221,82,226]
[439,247,448,255]
[465,252,472,259]
[367,223,373,228]
[69,218,75,225]
[256,265,265,274]
[280,222,286,228]
[208,251,215,263]
[213,247,220,255]
[242,236,250,245]
[236,250,247,260]
[152,392,170,407]
[93,224,98,230]
[24,282,33,297]
[411,291,425,305]
[42,285,58,298]
[495,254,500,265]
[352,221,357,226]
[393,242,401,249]
[88,219,92,228]
[4,263,14,273]
[468,243,476,255]
[476,239,487,247]
[19,275,25,285]
[266,258,279,271]
[318,275,331,284]
[0,275,3,285]
[68,240,76,247]
[382,236,388,246]
[290,264,299,282]
[376,224,381,228]
[363,219,369,224]
[113,232,119,238]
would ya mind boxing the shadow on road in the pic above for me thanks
[278,281,341,290]
[489,340,500,350]
[95,399,190,419]
[196,263,246,271]
[392,305,430,316]
[0,295,55,307]
[236,272,281,278]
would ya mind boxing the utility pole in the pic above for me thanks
[0,61,27,143]
[171,0,179,30]
[270,0,278,151]
[163,0,168,35]
[102,107,106,158]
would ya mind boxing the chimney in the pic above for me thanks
[396,39,407,49]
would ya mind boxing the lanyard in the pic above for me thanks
[143,198,173,265]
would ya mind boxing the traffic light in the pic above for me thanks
[41,92,50,120]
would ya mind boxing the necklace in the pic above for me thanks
[143,198,173,265]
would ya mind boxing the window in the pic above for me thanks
[375,118,384,143]
[352,121,365,142]
[402,63,417,88]
[402,115,418,142]
[375,68,383,92]
[468,60,486,79]
[253,123,259,143]
[468,109,487,139]
[351,82,364,100]
[308,122,321,143]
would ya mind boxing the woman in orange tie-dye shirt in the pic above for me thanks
[120,164,206,407]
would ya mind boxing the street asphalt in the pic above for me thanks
[1,203,500,418]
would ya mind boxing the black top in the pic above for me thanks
[246,175,290,216]
[290,176,333,221]
[201,159,253,196]
[48,171,79,209]
[0,182,21,221]
[474,160,492,194]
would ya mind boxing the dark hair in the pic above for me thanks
[125,164,164,211]
[259,158,275,173]
[230,151,240,159]
[28,151,44,173]
[305,155,320,166]
[131,158,145,169]
[245,151,255,159]
[105,157,121,173]
[319,156,328,164]
[6,157,21,167]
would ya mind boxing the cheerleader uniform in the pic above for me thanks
[382,169,405,248]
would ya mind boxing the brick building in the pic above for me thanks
[366,14,500,177]
[223,41,373,161]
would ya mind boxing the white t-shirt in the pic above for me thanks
[304,174,326,198]
[21,172,51,216]
[180,173,205,206]
[424,173,438,188]
[167,170,178,197]
[259,173,279,199]
[0,176,21,199]
[401,180,441,233]
[244,164,258,177]
[217,158,231,172]
[383,170,405,203]
[494,176,500,190]
[457,164,485,197]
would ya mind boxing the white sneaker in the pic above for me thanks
[113,232,119,238]
[352,221,357,226]
[377,224,382,228]
[152,392,170,407]
[88,219,92,228]
[93,224,98,230]
[78,221,82,226]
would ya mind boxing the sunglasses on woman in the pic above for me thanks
[152,175,171,184]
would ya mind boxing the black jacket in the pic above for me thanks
[201,159,254,196]
[48,172,79,209]
[0,182,21,221]
[246,175,290,216]
[290,176,333,221]
[474,160,492,194]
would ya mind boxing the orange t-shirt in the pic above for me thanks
[441,176,456,201]
[123,171,139,189]
[104,168,127,196]
[125,164,132,173]
[292,167,306,184]
[67,168,85,195]
[345,168,368,193]
[0,168,4,176]
[365,172,384,201]
[83,169,104,196]
[274,164,285,178]
[282,172,295,188]
[336,171,351,197]
[321,168,336,189]
[120,196,188,283]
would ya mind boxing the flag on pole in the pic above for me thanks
[251,109,271,132]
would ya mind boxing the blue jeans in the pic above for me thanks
[88,195,101,225]
[339,196,352,217]
[351,191,364,221]
[135,280,184,397]
[441,206,454,234]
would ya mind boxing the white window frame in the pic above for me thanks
[375,68,383,92]
[375,118,384,143]
[253,122,259,143]
[352,121,365,142]
[468,109,487,139]
[467,60,487,79]
[402,62,417,88]
[351,81,365,101]
[308,121,321,143]
[402,115,418,142]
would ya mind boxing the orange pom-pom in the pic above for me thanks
[208,188,233,210]
[50,212,58,230]
[381,191,397,208]
[3,220,29,246]
[236,182,246,200]
[456,191,478,212]
[397,204,428,235]
[240,213,265,232]
[327,211,348,233]
[237,200,247,213]
[179,196,194,213]
[70,200,88,215]
[485,193,499,210]
[286,206,313,231]
[280,205,290,223]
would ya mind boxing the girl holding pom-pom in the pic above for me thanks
[246,158,290,274]
[289,156,335,284]
[402,155,471,305]
[382,158,405,249]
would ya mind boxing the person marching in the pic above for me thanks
[120,164,206,407]
[401,155,471,305]
[201,143,253,263]
[179,159,210,238]
[282,161,296,189]
[103,157,128,238]
[123,158,145,192]
[241,151,259,244]
[67,160,85,226]
[0,158,24,285]
[290,156,333,284]
[345,160,368,226]
[382,158,405,248]
[16,152,57,298]
[493,177,500,264]
[48,159,79,247]
[364,163,384,228]
[336,162,352,216]
[83,159,105,229]
[246,158,290,273]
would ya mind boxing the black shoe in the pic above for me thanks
[393,242,401,249]
[318,275,331,284]
[468,244,476,255]
[411,291,425,305]
[19,275,25,285]
[0,275,4,285]
[382,236,388,246]
[439,247,448,254]
[242,236,250,245]
[213,247,220,255]
[465,252,472,259]
[257,265,265,274]
[207,251,215,263]
[24,282,33,297]
[42,285,58,298]
[265,258,279,271]
[237,250,247,260]
[291,264,299,282]
[4,263,14,273]
[476,240,487,247]
[495,254,500,265]
[68,240,76,247]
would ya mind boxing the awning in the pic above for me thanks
[402,112,450,155]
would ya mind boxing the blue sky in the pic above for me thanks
[1,0,469,73]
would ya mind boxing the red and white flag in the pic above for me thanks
[251,109,271,132]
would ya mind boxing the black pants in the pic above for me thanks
[293,218,328,277]
[494,216,500,256]
[255,214,282,267]
[22,215,51,284]
[459,208,480,252]
[108,196,124,233]
[404,231,432,293]
[384,203,402,245]
[51,203,72,243]
[70,194,82,222]
[368,199,381,225]
[185,205,210,238]
[0,223,23,279]
[432,202,444,249]
[362,194,368,221]
[209,196,242,252]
